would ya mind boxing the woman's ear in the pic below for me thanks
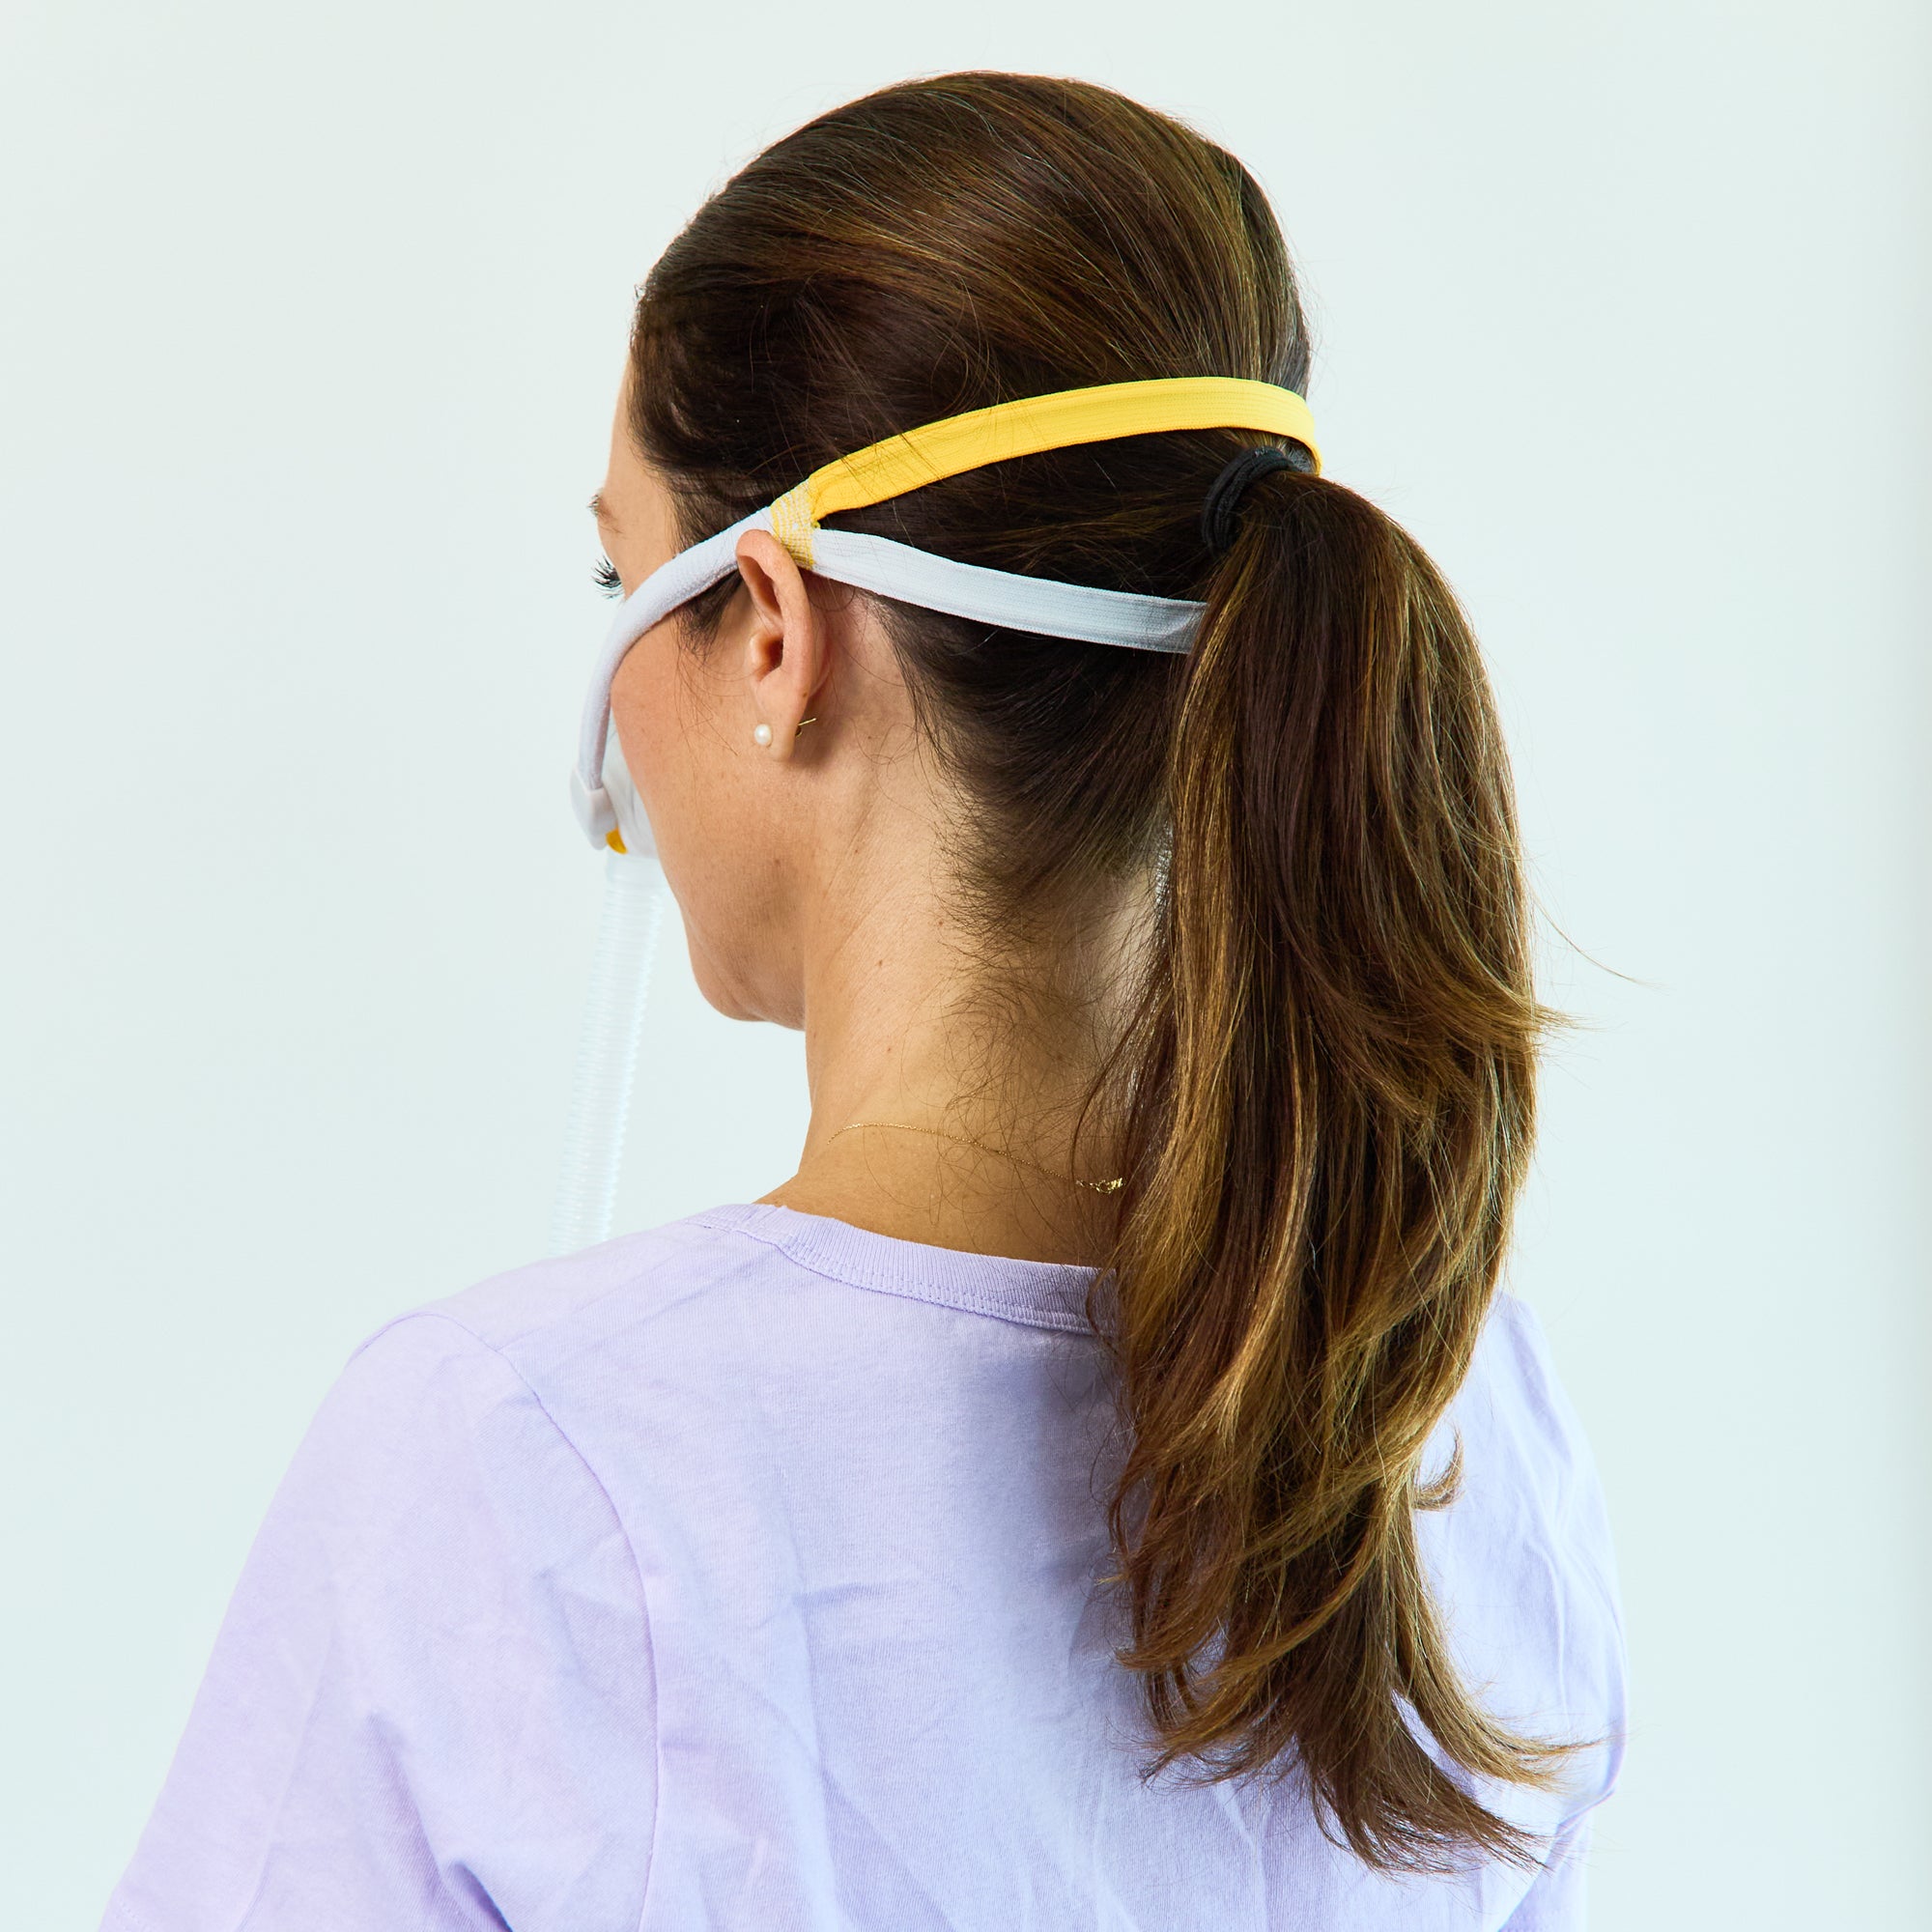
[732,530,828,760]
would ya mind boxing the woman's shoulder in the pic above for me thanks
[100,1233,681,1931]
[1418,1292,1629,1830]
[1433,1291,1625,1628]
[411,1201,780,1355]
[278,1206,795,1518]
[1446,1292,1622,1546]
[1453,1293,1584,1436]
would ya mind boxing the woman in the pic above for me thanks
[103,71,1624,1931]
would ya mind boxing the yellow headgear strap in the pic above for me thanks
[766,376,1320,567]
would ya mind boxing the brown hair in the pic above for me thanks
[629,71,1567,1870]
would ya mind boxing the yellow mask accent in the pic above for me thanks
[765,376,1319,568]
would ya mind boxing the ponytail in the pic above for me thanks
[1105,466,1569,1869]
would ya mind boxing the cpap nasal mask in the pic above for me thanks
[549,376,1322,1253]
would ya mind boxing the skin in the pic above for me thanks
[592,375,1146,1265]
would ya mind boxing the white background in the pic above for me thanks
[3,2,1926,1925]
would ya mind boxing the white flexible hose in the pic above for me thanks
[549,849,668,1255]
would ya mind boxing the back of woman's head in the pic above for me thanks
[630,71,1567,1872]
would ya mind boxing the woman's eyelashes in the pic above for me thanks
[594,554,624,598]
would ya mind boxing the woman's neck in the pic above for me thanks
[762,856,1148,1266]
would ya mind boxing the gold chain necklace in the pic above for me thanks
[831,1121,1124,1195]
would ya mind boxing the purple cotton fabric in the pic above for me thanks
[101,1204,1626,1931]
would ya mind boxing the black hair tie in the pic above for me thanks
[1201,445,1311,555]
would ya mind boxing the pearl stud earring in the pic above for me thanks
[752,723,773,748]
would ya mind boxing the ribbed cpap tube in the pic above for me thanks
[549,849,668,1254]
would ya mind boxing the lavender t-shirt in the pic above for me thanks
[101,1204,1626,1931]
